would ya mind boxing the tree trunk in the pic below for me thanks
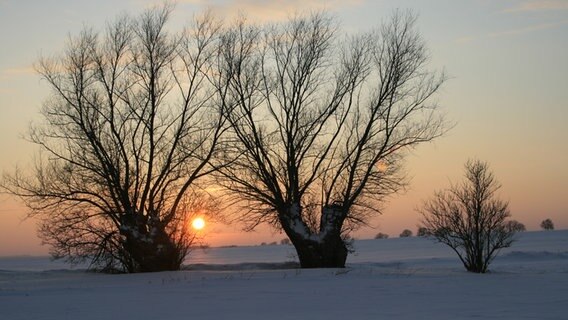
[280,204,348,268]
[120,215,183,272]
[292,233,348,268]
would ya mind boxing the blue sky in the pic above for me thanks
[1,0,567,254]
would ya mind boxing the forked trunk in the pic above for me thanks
[292,234,348,268]
[280,204,348,268]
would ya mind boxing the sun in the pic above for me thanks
[191,217,205,230]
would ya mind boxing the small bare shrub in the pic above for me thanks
[420,160,517,273]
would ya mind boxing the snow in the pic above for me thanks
[288,202,323,242]
[1,230,567,319]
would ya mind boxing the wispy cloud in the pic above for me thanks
[505,0,568,12]
[456,19,568,44]
[179,0,365,22]
[455,35,476,45]
[0,66,35,80]
[489,20,568,37]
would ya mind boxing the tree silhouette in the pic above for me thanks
[417,226,430,237]
[506,220,526,232]
[421,160,517,273]
[213,11,447,268]
[540,219,554,230]
[399,229,413,237]
[2,6,224,272]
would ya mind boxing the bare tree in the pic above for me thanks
[399,229,413,237]
[2,6,225,273]
[214,11,446,268]
[374,232,389,239]
[540,218,554,230]
[416,226,429,237]
[420,160,517,273]
[506,220,526,232]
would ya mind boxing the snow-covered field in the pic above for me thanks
[1,231,567,320]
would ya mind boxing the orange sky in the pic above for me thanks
[1,0,567,256]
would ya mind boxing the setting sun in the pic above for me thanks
[191,217,205,230]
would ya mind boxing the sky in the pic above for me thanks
[0,0,567,256]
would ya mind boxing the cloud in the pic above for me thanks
[455,35,476,45]
[179,0,365,22]
[489,20,568,37]
[505,0,568,12]
[0,66,35,80]
[455,19,568,44]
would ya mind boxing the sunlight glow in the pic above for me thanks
[192,217,205,230]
